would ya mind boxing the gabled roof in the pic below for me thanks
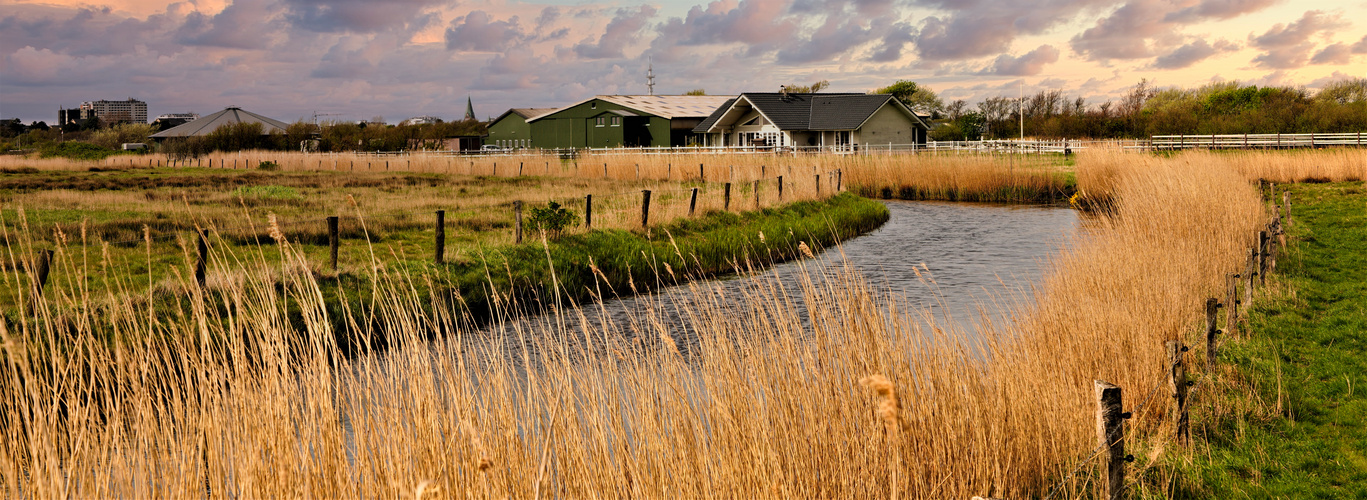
[151,107,289,138]
[492,107,561,124]
[528,95,735,122]
[693,93,930,133]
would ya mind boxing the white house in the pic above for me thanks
[693,92,929,151]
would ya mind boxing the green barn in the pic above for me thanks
[485,108,558,149]
[527,95,734,149]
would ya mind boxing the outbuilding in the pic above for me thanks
[527,95,734,149]
[486,108,558,150]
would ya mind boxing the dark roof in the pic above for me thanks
[693,98,736,133]
[693,93,926,133]
[511,108,559,120]
[150,107,289,138]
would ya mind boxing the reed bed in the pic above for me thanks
[0,147,1271,497]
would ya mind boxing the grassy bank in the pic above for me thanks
[1169,182,1367,497]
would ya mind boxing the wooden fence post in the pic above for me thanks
[753,180,761,209]
[1096,380,1128,500]
[1283,191,1292,229]
[30,249,54,311]
[1244,248,1257,308]
[640,190,651,228]
[584,195,593,229]
[1225,273,1238,335]
[435,210,446,264]
[1258,230,1269,285]
[1167,341,1190,445]
[724,183,732,211]
[689,187,698,217]
[837,169,843,192]
[1205,298,1221,373]
[514,201,524,243]
[699,163,705,181]
[328,216,339,271]
[195,230,208,287]
[777,175,784,202]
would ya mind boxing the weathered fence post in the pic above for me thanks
[1225,273,1238,335]
[837,169,843,192]
[699,163,705,181]
[777,175,784,201]
[1205,298,1221,373]
[519,162,524,176]
[1167,340,1190,445]
[195,230,208,288]
[689,187,698,217]
[584,195,593,229]
[514,201,524,244]
[327,216,339,271]
[1244,248,1257,308]
[1096,380,1128,500]
[753,180,761,209]
[30,249,54,310]
[434,210,446,264]
[815,174,821,196]
[1258,230,1269,285]
[640,190,652,228]
[724,183,732,211]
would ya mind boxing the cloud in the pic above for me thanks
[178,1,281,50]
[1352,35,1367,54]
[1151,39,1237,69]
[1163,0,1278,23]
[653,0,799,54]
[1310,43,1352,65]
[283,0,442,33]
[572,5,657,59]
[1248,10,1348,69]
[1071,0,1175,61]
[977,45,1060,76]
[774,10,881,64]
[445,11,528,52]
[1,5,173,57]
[868,21,916,62]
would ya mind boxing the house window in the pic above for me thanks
[611,116,621,127]
[596,117,605,127]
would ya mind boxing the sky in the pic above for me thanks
[2,0,1366,125]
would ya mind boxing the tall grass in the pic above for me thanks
[0,149,1271,497]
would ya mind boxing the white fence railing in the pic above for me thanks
[1151,133,1367,150]
[347,133,1367,157]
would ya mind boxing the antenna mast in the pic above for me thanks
[647,58,656,96]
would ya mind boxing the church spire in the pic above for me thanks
[464,96,476,121]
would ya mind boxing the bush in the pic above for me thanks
[527,201,579,240]
[257,160,280,171]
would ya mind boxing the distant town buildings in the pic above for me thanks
[58,98,148,126]
[152,112,200,130]
[400,116,442,126]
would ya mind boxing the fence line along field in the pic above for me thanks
[3,148,1358,497]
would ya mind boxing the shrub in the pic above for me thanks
[527,200,579,239]
[257,160,280,171]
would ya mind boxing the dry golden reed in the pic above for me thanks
[3,147,1319,498]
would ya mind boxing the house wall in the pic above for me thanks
[855,104,923,147]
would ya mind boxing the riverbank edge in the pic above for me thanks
[286,192,890,354]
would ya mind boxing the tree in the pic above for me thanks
[874,80,944,117]
[783,80,830,93]
[684,89,707,95]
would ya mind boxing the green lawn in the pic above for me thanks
[1178,182,1367,498]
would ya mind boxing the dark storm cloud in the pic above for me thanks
[1248,10,1347,69]
[445,11,528,52]
[1151,39,1237,69]
[976,44,1060,76]
[283,0,444,33]
[573,5,657,59]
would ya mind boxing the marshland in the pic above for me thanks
[2,148,1365,497]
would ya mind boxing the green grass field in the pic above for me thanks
[1174,182,1367,497]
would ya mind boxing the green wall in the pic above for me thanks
[529,99,674,149]
[485,113,532,147]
